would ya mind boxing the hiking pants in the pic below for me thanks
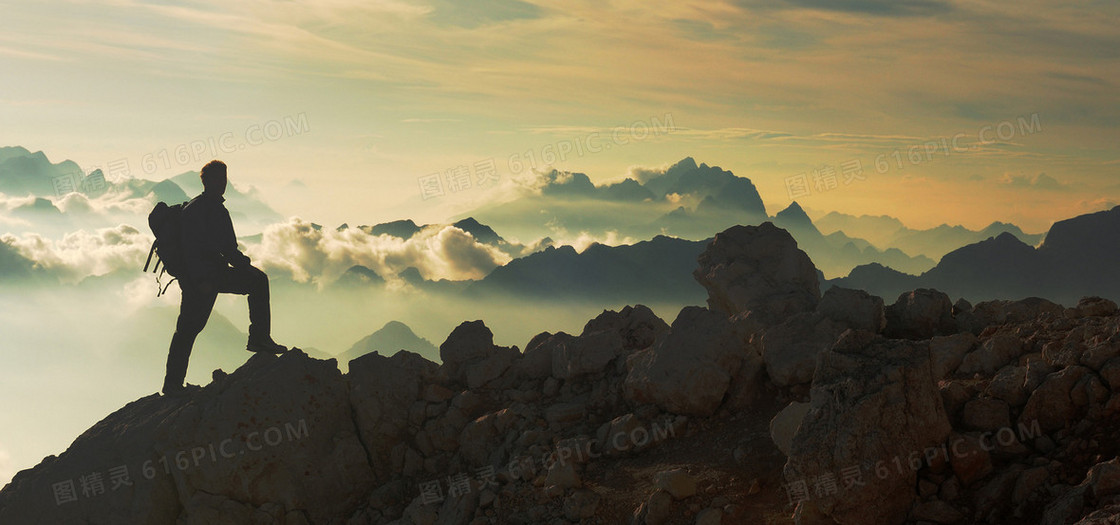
[162,265,270,391]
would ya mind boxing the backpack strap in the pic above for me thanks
[143,241,156,272]
[153,266,178,297]
[158,276,178,297]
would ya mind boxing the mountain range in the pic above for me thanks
[815,210,1046,260]
[0,146,281,232]
[2,146,1107,308]
[834,206,1120,304]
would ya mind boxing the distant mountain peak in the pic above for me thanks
[364,219,422,239]
[336,265,384,287]
[342,320,437,364]
[775,201,816,231]
[671,157,698,171]
[451,217,503,244]
[782,200,807,215]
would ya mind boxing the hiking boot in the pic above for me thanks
[247,337,288,354]
[162,383,200,397]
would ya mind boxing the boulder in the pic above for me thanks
[545,460,581,490]
[817,286,885,333]
[1013,466,1050,504]
[784,330,951,524]
[985,365,1030,407]
[763,288,889,387]
[1099,358,1120,389]
[762,313,846,387]
[949,432,993,487]
[654,468,697,500]
[634,490,673,525]
[930,332,978,380]
[693,223,820,322]
[1020,365,1094,432]
[350,350,438,481]
[438,320,519,389]
[962,298,1065,334]
[695,508,723,525]
[884,288,956,340]
[440,321,494,375]
[1069,296,1119,319]
[770,402,810,456]
[961,398,1012,432]
[563,489,600,521]
[552,306,668,380]
[1042,458,1120,525]
[458,413,501,467]
[516,332,570,380]
[580,304,669,352]
[958,332,1024,376]
[624,307,749,416]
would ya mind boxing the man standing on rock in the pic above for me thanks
[162,160,287,395]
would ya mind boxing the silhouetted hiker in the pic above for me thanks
[162,160,287,395]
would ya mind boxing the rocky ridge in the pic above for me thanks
[2,222,1120,525]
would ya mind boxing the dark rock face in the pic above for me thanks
[694,222,821,323]
[885,288,957,340]
[784,331,952,524]
[623,306,757,416]
[762,286,886,387]
[0,351,374,524]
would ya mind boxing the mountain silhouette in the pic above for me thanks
[148,179,189,204]
[469,235,709,304]
[833,206,1120,304]
[451,217,503,245]
[339,320,438,365]
[816,210,1043,260]
[0,147,85,196]
[334,265,386,288]
[361,219,422,239]
[773,202,935,277]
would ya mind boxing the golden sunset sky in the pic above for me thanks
[1,0,1117,232]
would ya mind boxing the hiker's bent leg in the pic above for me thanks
[163,283,218,392]
[218,265,271,341]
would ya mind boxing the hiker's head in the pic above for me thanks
[200,160,228,195]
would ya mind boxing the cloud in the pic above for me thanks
[246,218,512,285]
[1,225,152,283]
[425,0,542,28]
[508,169,591,198]
[1076,198,1119,215]
[999,172,1064,190]
[559,231,637,253]
[771,0,953,17]
[542,219,637,252]
[0,187,154,221]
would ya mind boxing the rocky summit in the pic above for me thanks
[3,222,1120,525]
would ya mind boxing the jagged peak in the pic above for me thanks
[671,156,698,171]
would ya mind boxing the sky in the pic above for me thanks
[0,0,1117,232]
[1,0,1119,491]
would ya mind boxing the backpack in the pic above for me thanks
[143,201,187,296]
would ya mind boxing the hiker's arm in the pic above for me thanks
[215,206,252,268]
